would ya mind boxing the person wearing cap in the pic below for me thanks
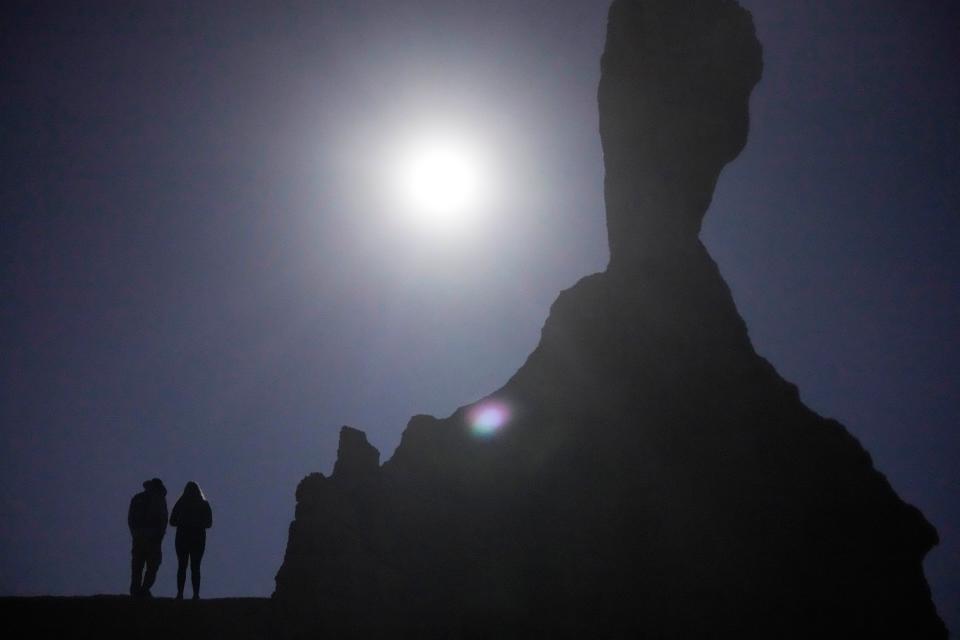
[127,478,168,597]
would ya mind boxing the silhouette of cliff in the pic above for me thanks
[275,1,946,637]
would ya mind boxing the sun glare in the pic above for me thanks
[391,133,490,234]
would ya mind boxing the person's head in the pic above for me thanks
[182,481,205,501]
[143,478,167,496]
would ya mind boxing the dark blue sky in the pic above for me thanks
[1,0,957,628]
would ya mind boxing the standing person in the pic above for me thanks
[169,481,213,600]
[127,478,168,597]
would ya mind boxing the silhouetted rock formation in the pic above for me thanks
[275,1,946,637]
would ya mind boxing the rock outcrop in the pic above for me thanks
[275,1,946,637]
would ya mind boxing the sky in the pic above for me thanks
[1,0,957,629]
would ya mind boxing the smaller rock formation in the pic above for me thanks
[331,426,380,484]
[274,427,384,625]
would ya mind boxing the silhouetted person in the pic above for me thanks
[128,478,168,597]
[170,481,213,600]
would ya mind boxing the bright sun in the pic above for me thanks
[391,133,490,234]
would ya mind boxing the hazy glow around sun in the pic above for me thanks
[390,131,492,234]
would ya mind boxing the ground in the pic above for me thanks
[1,596,278,639]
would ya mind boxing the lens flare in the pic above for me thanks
[468,401,510,438]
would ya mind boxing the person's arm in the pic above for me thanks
[127,497,136,533]
[203,502,212,529]
[169,500,180,527]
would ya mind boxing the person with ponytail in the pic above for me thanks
[169,481,213,600]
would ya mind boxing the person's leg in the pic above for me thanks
[175,534,187,599]
[191,539,206,599]
[141,542,162,595]
[130,541,145,596]
[176,551,188,599]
